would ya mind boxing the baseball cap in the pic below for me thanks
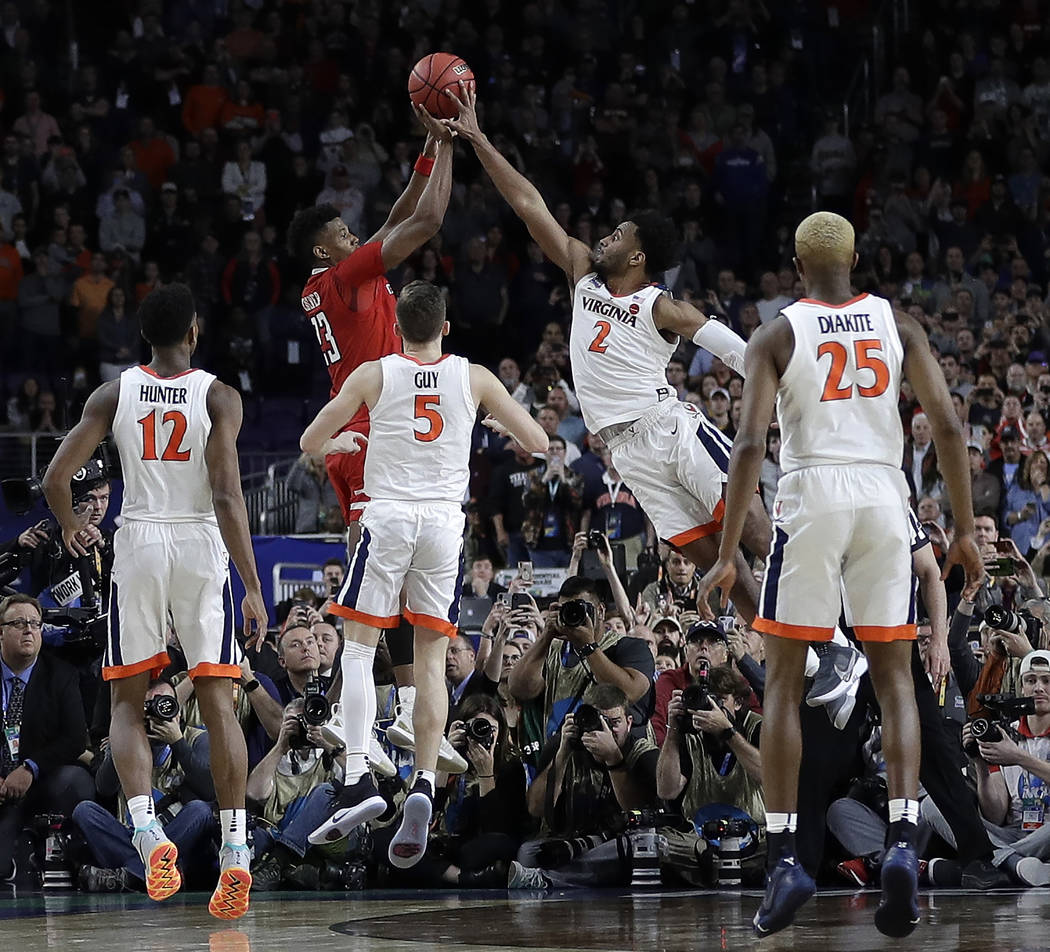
[685,620,728,645]
[1001,424,1022,442]
[711,387,731,401]
[1019,650,1050,677]
[653,616,683,634]
[1028,351,1048,366]
[966,439,984,453]
[161,181,177,193]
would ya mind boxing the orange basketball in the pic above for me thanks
[408,52,474,120]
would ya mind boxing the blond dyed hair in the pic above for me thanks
[794,212,855,270]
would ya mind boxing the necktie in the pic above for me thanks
[2,676,24,777]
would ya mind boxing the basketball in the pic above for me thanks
[407,52,473,120]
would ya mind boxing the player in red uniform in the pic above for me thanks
[287,107,453,526]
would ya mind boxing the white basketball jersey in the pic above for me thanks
[112,366,218,523]
[777,293,904,473]
[569,273,677,432]
[363,353,477,504]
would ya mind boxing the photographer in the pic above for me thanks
[249,698,350,891]
[72,679,217,891]
[640,550,702,616]
[920,650,1050,886]
[520,434,583,568]
[508,576,654,749]
[512,684,659,888]
[566,530,635,626]
[656,665,766,883]
[372,694,529,888]
[272,620,327,705]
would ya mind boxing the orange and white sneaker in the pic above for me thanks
[208,844,252,920]
[132,822,182,901]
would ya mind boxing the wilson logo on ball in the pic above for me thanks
[453,64,470,75]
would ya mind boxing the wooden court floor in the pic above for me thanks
[0,886,1047,951]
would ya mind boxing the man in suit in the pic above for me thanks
[0,593,93,881]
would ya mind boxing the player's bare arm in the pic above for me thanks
[652,294,747,377]
[205,380,268,643]
[896,308,984,589]
[42,380,119,557]
[442,81,592,285]
[698,319,792,608]
[469,364,549,454]
[374,111,454,270]
[300,361,384,458]
[369,106,454,246]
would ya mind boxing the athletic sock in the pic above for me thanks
[129,795,156,831]
[887,798,920,847]
[341,640,378,782]
[220,808,247,848]
[765,812,798,870]
[415,768,436,790]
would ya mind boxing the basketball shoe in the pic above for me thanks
[874,844,920,938]
[308,772,388,845]
[388,776,434,869]
[753,856,816,937]
[132,822,181,901]
[386,689,468,773]
[209,843,252,920]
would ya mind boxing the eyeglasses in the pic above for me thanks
[448,646,474,655]
[2,618,43,631]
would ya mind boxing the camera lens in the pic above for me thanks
[144,695,179,721]
[302,692,331,727]
[559,598,591,629]
[467,717,495,746]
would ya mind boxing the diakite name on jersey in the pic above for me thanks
[581,295,638,327]
[817,313,874,334]
[414,371,439,388]
[139,385,188,404]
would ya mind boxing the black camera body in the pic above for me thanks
[144,694,179,722]
[963,692,1037,758]
[570,702,606,749]
[558,598,596,630]
[586,530,606,550]
[680,660,712,730]
[301,677,331,727]
[983,605,1035,638]
[455,716,497,753]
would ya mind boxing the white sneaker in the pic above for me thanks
[132,821,181,902]
[320,709,397,778]
[386,695,468,774]
[806,642,868,707]
[825,678,861,730]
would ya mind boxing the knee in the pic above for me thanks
[72,799,106,826]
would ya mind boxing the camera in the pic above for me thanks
[573,702,605,735]
[586,530,606,550]
[700,816,754,887]
[301,677,331,727]
[680,660,712,728]
[558,598,595,630]
[144,694,179,722]
[983,605,1033,636]
[963,692,1037,758]
[1,456,109,516]
[455,716,497,754]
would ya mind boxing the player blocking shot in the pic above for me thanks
[300,280,547,866]
[699,213,984,938]
[43,284,268,920]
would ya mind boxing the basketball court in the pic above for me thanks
[2,887,1046,951]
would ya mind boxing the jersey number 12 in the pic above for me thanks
[139,409,191,461]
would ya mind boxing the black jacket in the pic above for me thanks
[17,652,88,779]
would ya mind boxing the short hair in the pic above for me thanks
[138,283,195,348]
[0,592,42,620]
[322,557,344,571]
[708,664,752,704]
[286,203,340,265]
[277,623,312,652]
[559,575,601,601]
[584,682,629,713]
[794,211,855,270]
[395,280,446,343]
[630,209,680,276]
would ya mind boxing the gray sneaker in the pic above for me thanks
[78,865,129,893]
[824,680,860,730]
[806,642,868,707]
[507,861,552,890]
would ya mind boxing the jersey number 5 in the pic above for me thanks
[139,409,191,461]
[818,339,890,402]
[310,311,342,366]
[413,395,444,442]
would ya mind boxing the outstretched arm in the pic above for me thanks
[377,107,454,270]
[42,381,119,556]
[653,295,748,377]
[204,381,269,644]
[443,82,591,284]
[470,364,549,454]
[301,361,384,458]
[368,130,441,244]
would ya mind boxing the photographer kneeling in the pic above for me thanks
[920,650,1050,886]
[511,683,660,888]
[656,663,766,886]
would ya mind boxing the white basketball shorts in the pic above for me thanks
[607,400,731,547]
[754,464,917,643]
[330,499,465,638]
[104,520,238,680]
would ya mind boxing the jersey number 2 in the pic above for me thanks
[311,311,342,366]
[139,410,191,461]
[588,320,612,353]
[413,395,444,442]
[818,339,890,402]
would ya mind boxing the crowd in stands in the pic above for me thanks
[3,0,1050,897]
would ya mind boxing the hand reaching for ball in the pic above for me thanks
[412,102,454,143]
[441,81,481,141]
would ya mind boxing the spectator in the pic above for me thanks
[1003,450,1050,555]
[810,112,856,216]
[488,439,546,566]
[13,90,61,157]
[272,623,324,705]
[521,435,583,568]
[580,450,654,571]
[96,286,140,381]
[285,452,339,534]
[129,117,176,190]
[181,64,229,136]
[16,247,62,370]
[0,594,93,883]
[98,188,145,261]
[755,270,793,325]
[546,385,586,449]
[904,412,943,503]
[221,230,280,315]
[760,427,783,514]
[69,251,115,347]
[315,164,364,236]
[221,139,267,224]
[641,550,702,615]
[446,635,478,710]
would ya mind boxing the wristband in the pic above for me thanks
[719,726,736,743]
[414,155,435,177]
[575,642,601,658]
[243,679,261,693]
[476,774,494,779]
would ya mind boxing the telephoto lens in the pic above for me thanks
[143,695,179,721]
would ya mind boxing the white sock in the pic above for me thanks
[766,812,797,833]
[416,768,436,790]
[804,647,820,678]
[831,626,849,647]
[341,640,378,782]
[128,795,156,831]
[888,798,920,824]
[397,684,416,710]
[220,808,247,848]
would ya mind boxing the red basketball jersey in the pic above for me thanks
[300,241,400,430]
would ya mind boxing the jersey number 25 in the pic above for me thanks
[818,339,890,402]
